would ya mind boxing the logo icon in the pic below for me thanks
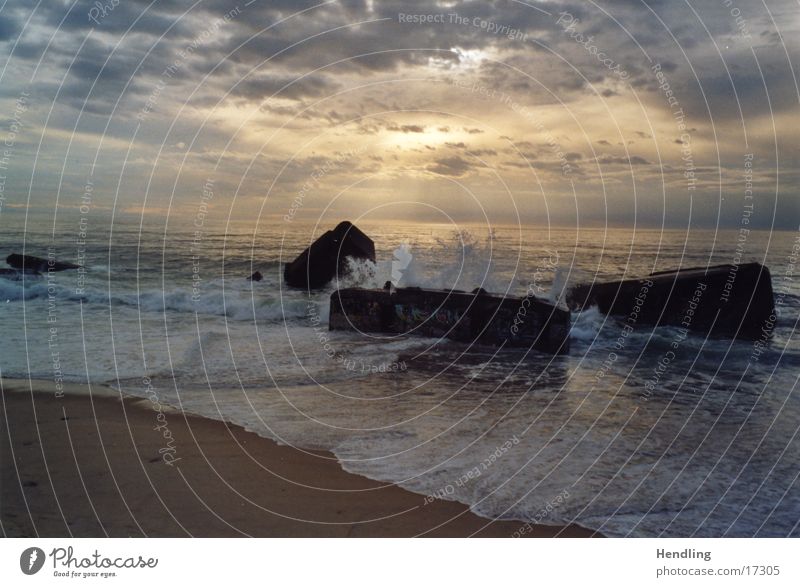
[20,547,46,575]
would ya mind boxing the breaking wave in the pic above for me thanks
[0,278,319,322]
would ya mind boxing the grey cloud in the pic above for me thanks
[0,0,796,228]
[40,0,191,37]
[427,156,473,176]
[387,124,425,133]
[0,12,19,40]
[233,73,339,101]
[597,155,651,165]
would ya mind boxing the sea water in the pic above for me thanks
[1,217,798,537]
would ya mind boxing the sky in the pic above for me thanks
[0,0,798,231]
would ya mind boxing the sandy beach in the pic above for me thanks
[1,379,597,538]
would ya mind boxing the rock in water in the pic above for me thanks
[284,221,375,289]
[566,262,775,340]
[6,254,80,272]
[248,271,263,282]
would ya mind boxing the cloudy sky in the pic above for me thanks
[0,0,797,230]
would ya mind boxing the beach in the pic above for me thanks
[1,379,596,538]
[1,225,798,538]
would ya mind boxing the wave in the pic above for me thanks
[569,306,606,343]
[399,229,506,292]
[0,278,321,322]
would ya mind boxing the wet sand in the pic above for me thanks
[1,378,598,537]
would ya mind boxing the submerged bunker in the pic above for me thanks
[329,285,571,354]
[565,262,775,340]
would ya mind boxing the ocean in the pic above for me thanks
[1,216,798,537]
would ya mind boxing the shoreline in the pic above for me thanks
[1,378,599,538]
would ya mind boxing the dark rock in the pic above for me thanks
[284,221,375,289]
[7,253,80,272]
[566,262,775,340]
[248,271,263,282]
[330,286,570,354]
